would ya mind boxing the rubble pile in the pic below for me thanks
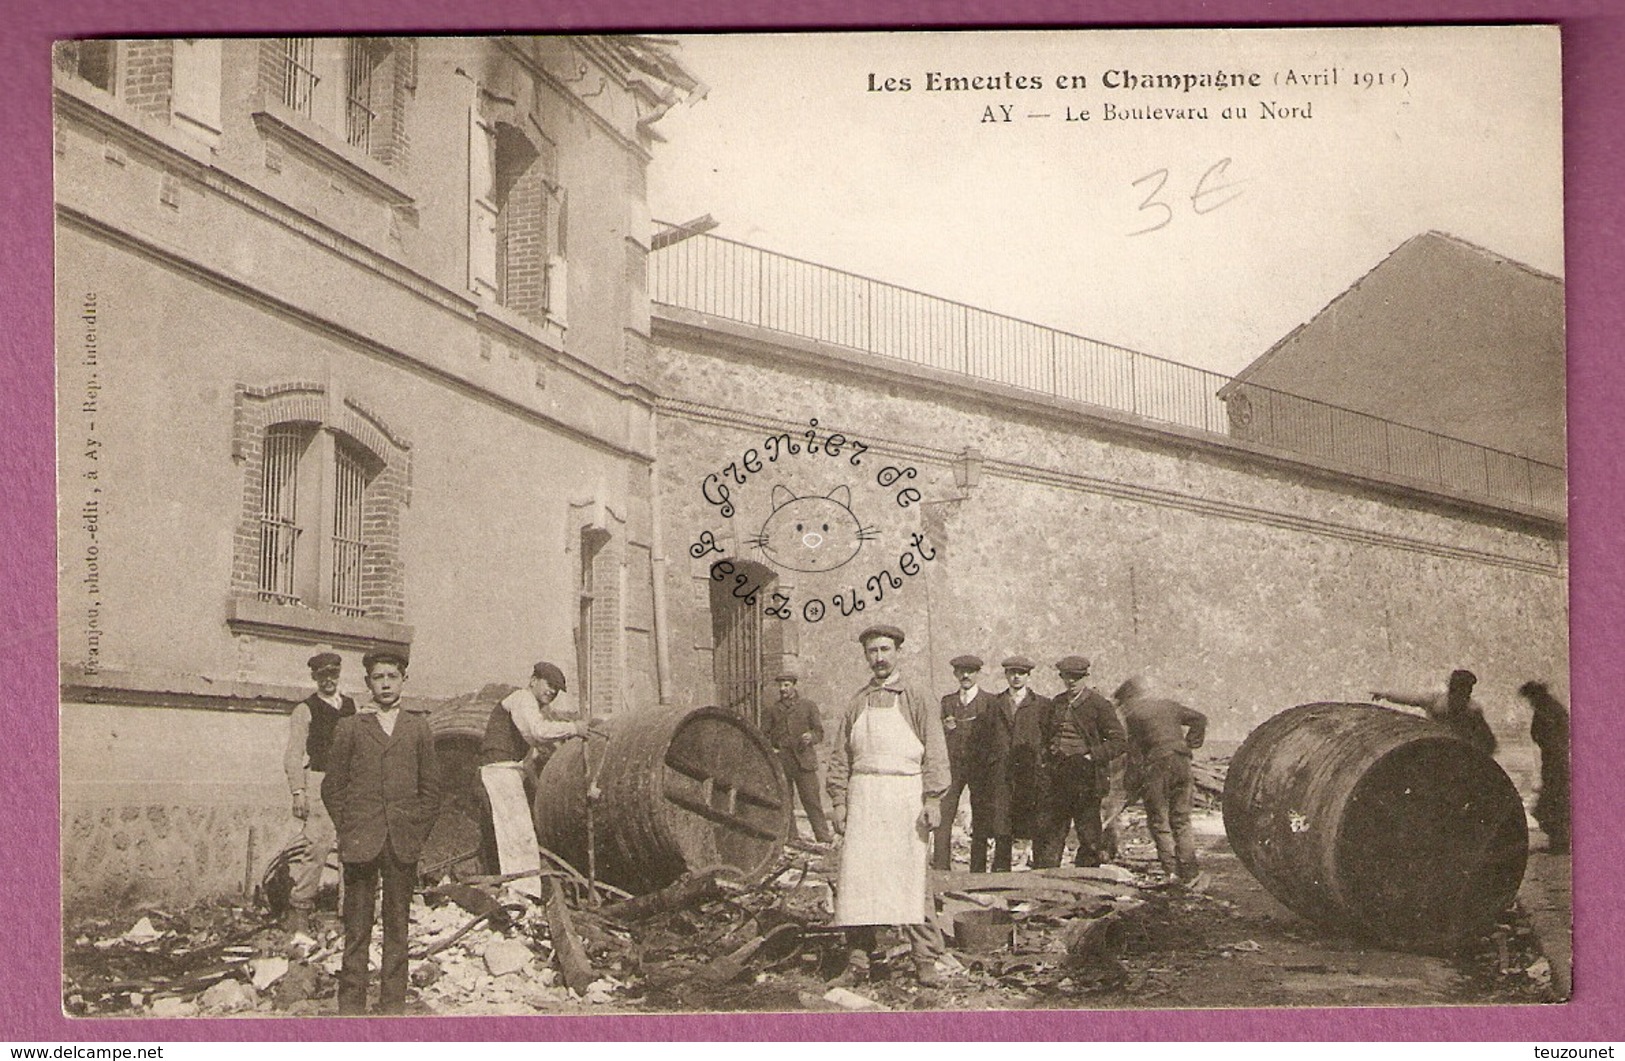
[62,753,1559,1015]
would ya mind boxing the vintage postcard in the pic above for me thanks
[54,26,1567,1019]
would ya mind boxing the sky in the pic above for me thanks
[645,27,1564,377]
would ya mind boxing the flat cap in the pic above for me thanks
[531,661,568,692]
[307,651,343,672]
[1055,655,1092,675]
[362,649,409,673]
[1001,655,1036,672]
[774,672,800,684]
[949,654,984,672]
[858,624,906,647]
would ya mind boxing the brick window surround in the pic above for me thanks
[568,501,623,720]
[229,382,412,648]
[468,107,567,328]
[260,38,413,169]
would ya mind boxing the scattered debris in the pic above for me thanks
[823,986,885,1011]
[249,957,289,991]
[61,755,1560,1016]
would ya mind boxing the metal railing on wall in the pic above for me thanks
[650,230,1564,520]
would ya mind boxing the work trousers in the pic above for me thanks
[1032,756,1104,869]
[931,774,979,870]
[969,835,1015,873]
[339,840,416,1015]
[781,755,834,843]
[1142,752,1197,879]
[291,769,335,910]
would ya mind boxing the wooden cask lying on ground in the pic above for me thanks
[535,705,791,894]
[1222,701,1527,950]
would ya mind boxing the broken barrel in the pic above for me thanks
[533,704,792,894]
[1222,701,1527,950]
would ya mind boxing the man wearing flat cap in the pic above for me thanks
[479,661,591,896]
[281,651,358,934]
[972,655,1049,872]
[763,671,834,845]
[827,624,953,986]
[322,650,440,1014]
[934,655,996,871]
[1034,655,1126,868]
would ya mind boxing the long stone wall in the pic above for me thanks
[649,315,1568,749]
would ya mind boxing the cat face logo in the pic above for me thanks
[747,484,878,574]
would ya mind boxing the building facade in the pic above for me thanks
[56,39,1566,909]
[56,36,695,905]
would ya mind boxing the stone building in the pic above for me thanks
[55,36,697,905]
[56,37,1565,908]
[645,233,1567,770]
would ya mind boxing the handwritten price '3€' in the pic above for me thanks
[1129,158,1248,236]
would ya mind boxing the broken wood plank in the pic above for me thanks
[601,868,736,923]
[544,877,597,995]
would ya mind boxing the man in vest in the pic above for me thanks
[282,651,357,934]
[1034,655,1126,868]
[479,661,590,897]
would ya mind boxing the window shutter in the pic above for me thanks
[468,108,499,300]
[172,40,223,135]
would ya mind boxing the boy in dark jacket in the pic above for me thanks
[322,650,441,1015]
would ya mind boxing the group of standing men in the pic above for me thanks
[934,654,1207,885]
[759,626,1209,987]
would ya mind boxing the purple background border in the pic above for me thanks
[5,0,1620,1042]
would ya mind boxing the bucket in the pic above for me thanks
[954,908,1015,952]
[535,704,791,893]
[1222,702,1527,950]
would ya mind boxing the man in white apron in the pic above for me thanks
[478,661,589,898]
[827,623,953,986]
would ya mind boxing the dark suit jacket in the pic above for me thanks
[322,707,442,864]
[940,687,997,784]
[762,693,825,773]
[1043,685,1128,793]
[973,689,1049,837]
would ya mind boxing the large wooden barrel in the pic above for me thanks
[420,684,520,877]
[534,705,791,894]
[1222,701,1527,950]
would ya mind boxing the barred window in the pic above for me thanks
[279,38,319,117]
[330,439,372,617]
[257,425,309,604]
[274,37,396,161]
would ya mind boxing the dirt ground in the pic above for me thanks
[63,806,1564,1018]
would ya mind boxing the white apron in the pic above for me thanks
[834,698,928,925]
[479,762,543,899]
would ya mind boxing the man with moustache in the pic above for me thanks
[827,624,952,986]
[934,655,997,871]
[281,651,357,934]
[974,655,1048,873]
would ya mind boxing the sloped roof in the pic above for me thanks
[1224,231,1565,467]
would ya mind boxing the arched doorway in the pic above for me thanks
[709,558,783,727]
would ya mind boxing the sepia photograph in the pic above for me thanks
[52,26,1571,1022]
